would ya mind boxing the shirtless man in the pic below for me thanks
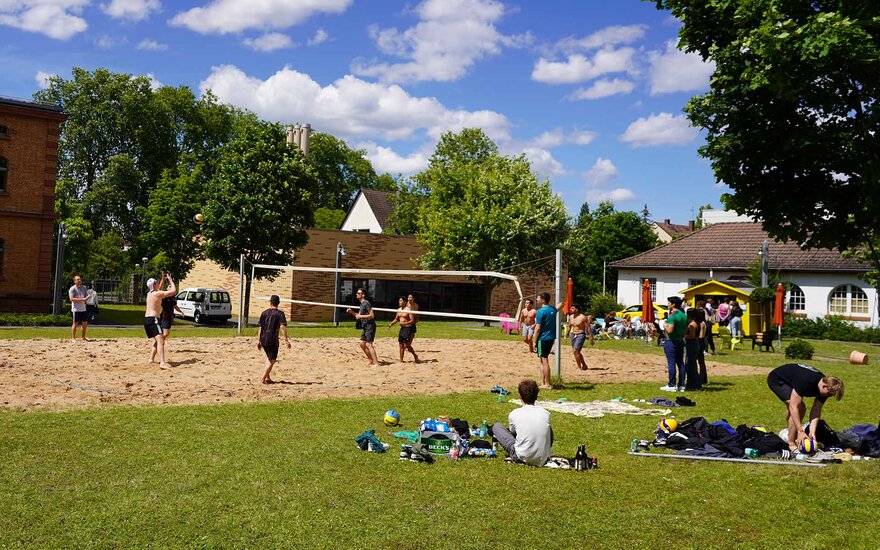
[519,299,537,353]
[406,294,419,347]
[565,303,594,370]
[388,296,419,363]
[144,273,177,369]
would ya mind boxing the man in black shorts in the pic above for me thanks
[347,288,378,366]
[144,273,177,369]
[257,295,290,384]
[68,275,90,341]
[767,363,844,451]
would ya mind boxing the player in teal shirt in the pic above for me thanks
[532,292,557,389]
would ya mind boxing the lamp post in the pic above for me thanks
[52,221,66,315]
[141,257,148,303]
[333,242,346,327]
[758,240,769,287]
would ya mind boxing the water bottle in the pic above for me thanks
[795,453,808,461]
[480,420,488,438]
[449,441,459,462]
[631,438,638,452]
[744,448,760,459]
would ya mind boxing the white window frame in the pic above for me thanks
[828,284,869,316]
[788,284,805,311]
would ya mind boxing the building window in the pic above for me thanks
[828,285,869,316]
[0,125,8,137]
[0,157,7,193]
[788,284,805,311]
[0,238,4,277]
[688,279,706,288]
[645,278,657,303]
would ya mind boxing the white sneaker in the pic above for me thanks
[677,386,685,392]
[659,385,677,392]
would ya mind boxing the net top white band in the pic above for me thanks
[249,264,520,282]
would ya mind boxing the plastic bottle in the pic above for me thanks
[744,448,760,459]
[449,441,459,462]
[795,453,808,461]
[480,420,488,438]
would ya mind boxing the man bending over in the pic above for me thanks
[767,363,844,451]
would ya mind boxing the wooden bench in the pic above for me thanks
[751,331,776,352]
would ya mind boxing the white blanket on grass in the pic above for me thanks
[511,399,671,418]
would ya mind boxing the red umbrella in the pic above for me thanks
[641,279,655,325]
[561,278,574,316]
[773,283,785,327]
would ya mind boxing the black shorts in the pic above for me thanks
[767,372,794,402]
[537,339,554,358]
[361,322,376,342]
[144,317,161,339]
[411,324,417,334]
[73,311,88,323]
[160,318,173,330]
[398,326,414,343]
[263,342,279,360]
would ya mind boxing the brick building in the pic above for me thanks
[0,97,67,312]
[180,228,556,323]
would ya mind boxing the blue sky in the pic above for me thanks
[1,0,724,223]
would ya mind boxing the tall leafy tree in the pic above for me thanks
[566,201,659,306]
[202,120,318,318]
[652,0,880,317]
[82,154,144,242]
[413,129,569,318]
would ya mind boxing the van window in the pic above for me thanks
[210,291,231,303]
[187,291,205,302]
[176,291,187,300]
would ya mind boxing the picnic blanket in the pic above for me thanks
[511,399,671,418]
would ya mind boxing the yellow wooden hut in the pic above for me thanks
[679,279,760,337]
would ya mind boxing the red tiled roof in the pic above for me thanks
[655,222,693,237]
[611,222,869,272]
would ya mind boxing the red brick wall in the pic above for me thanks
[0,103,66,313]
[181,228,560,322]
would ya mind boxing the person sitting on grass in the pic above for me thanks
[766,363,844,452]
[492,379,552,467]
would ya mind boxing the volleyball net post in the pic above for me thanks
[554,248,562,380]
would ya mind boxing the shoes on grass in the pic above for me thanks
[659,385,677,392]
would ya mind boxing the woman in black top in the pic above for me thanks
[767,363,844,451]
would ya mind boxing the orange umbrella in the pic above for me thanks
[641,279,655,325]
[773,283,785,327]
[561,278,574,315]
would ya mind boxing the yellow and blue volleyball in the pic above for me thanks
[751,425,768,433]
[383,409,400,427]
[800,437,817,453]
[659,418,678,433]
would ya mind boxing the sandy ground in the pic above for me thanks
[0,337,767,411]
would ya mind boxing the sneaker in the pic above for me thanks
[677,386,685,392]
[659,385,677,392]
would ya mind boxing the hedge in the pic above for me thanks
[783,315,880,343]
[0,313,71,327]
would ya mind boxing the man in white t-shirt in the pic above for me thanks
[491,379,552,466]
[68,275,90,341]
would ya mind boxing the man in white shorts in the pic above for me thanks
[519,299,537,353]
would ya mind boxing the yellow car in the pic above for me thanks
[614,303,669,320]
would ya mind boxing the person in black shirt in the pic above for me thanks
[767,363,844,451]
[257,295,290,384]
[346,288,378,366]
[160,295,183,340]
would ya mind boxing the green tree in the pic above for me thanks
[82,154,144,242]
[413,129,568,320]
[566,201,659,306]
[308,133,397,211]
[313,207,345,230]
[651,0,880,318]
[694,203,712,229]
[202,120,318,319]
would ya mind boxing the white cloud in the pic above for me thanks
[170,0,351,34]
[95,35,125,49]
[357,142,430,176]
[307,27,328,46]
[522,147,566,178]
[584,157,618,187]
[352,0,526,83]
[586,188,636,203]
[35,70,56,89]
[517,128,596,149]
[0,1,89,40]
[102,0,160,22]
[137,39,168,51]
[554,24,647,53]
[649,40,714,95]
[199,64,511,142]
[244,33,293,52]
[531,47,635,84]
[621,112,698,147]
[568,78,635,100]
[144,73,162,90]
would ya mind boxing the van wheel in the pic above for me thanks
[194,311,202,324]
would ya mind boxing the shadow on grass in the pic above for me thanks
[550,381,596,391]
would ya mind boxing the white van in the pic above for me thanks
[175,288,232,324]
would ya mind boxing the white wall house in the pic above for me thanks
[340,189,395,233]
[611,223,878,327]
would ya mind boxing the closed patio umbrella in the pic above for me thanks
[774,283,784,349]
[641,279,655,325]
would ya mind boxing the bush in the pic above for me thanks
[785,339,815,360]
[587,292,624,319]
[784,315,880,343]
[0,313,71,326]
[750,287,776,304]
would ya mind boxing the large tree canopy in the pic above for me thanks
[412,129,569,316]
[652,1,880,294]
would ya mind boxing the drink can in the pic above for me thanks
[631,438,638,452]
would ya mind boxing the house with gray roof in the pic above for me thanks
[340,188,395,233]
[610,222,878,327]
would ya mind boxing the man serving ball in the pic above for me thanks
[766,363,844,452]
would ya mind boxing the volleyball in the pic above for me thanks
[384,409,400,427]
[659,418,678,433]
[193,213,204,224]
[800,437,817,453]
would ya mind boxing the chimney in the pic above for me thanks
[664,218,670,225]
[301,123,311,158]
[688,220,695,230]
[285,123,311,158]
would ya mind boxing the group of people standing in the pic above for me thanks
[346,290,420,366]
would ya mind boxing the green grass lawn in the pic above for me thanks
[2,335,879,547]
